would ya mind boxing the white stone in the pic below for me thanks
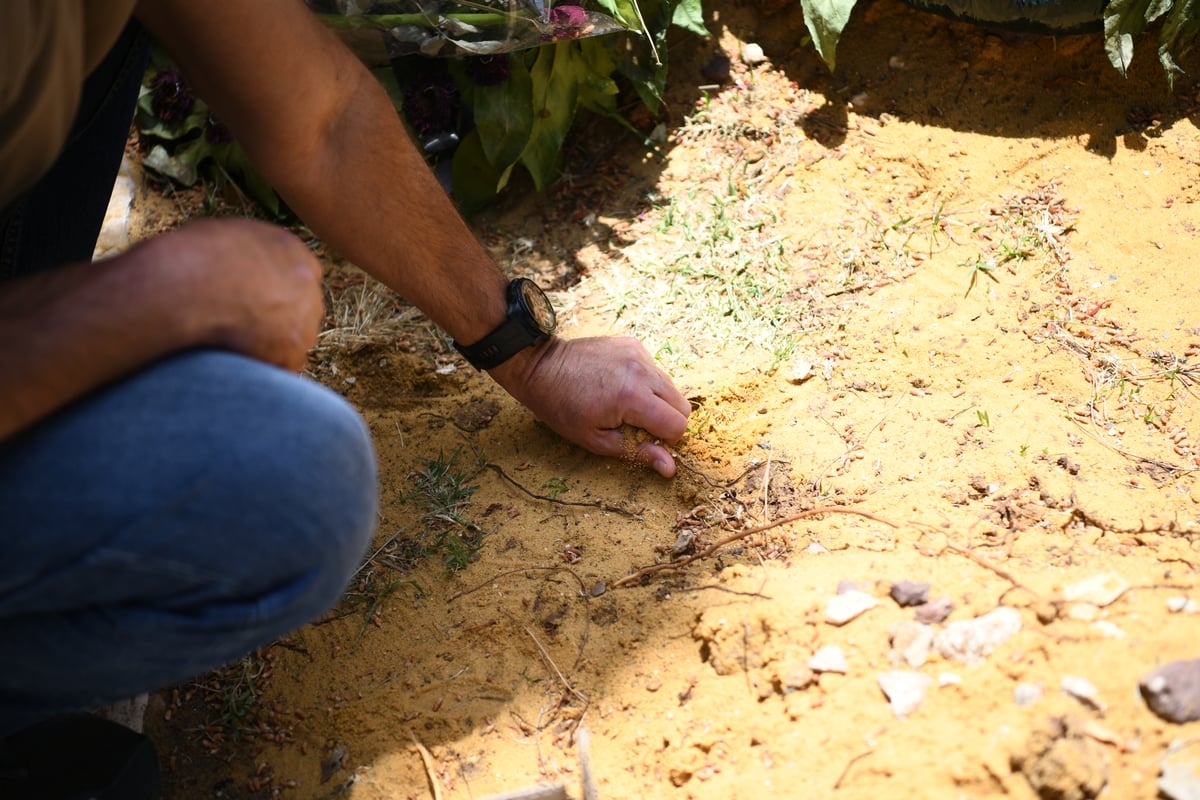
[808,645,848,674]
[1062,573,1129,607]
[934,606,1022,666]
[878,670,933,718]
[741,42,767,65]
[1061,675,1106,711]
[825,590,877,626]
[1014,683,1043,707]
[889,620,934,668]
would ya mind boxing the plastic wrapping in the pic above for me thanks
[306,0,628,60]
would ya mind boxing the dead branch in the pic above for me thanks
[611,506,899,588]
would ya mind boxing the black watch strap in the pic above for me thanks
[454,279,555,370]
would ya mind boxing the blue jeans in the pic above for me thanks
[0,22,380,735]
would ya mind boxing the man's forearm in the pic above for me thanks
[0,247,195,440]
[137,0,512,351]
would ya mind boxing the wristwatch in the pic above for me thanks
[454,278,557,370]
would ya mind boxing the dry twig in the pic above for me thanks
[612,506,899,588]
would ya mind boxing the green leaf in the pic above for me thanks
[577,39,621,114]
[519,43,579,190]
[671,0,711,38]
[471,57,534,170]
[1103,0,1155,74]
[1160,0,1200,87]
[143,139,206,186]
[451,128,509,216]
[798,0,857,72]
[592,0,643,32]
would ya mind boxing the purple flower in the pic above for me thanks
[204,112,233,145]
[547,5,592,39]
[150,68,194,124]
[401,77,460,135]
[464,55,510,87]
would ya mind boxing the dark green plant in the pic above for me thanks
[135,49,282,216]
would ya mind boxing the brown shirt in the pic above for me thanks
[0,0,138,210]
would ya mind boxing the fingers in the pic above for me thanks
[590,427,678,478]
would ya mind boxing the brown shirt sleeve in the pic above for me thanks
[0,0,137,211]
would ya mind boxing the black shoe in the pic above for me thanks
[0,713,161,800]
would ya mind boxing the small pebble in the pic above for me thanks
[1014,682,1044,707]
[809,645,848,674]
[1061,675,1105,711]
[938,672,962,688]
[1141,659,1200,723]
[741,42,767,65]
[934,606,1022,666]
[890,580,930,607]
[825,590,878,626]
[836,580,863,594]
[878,670,933,718]
[1160,739,1200,800]
[804,542,830,556]
[889,620,933,668]
[914,596,954,624]
[1167,596,1196,614]
[1062,573,1129,607]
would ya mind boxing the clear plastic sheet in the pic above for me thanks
[306,0,628,60]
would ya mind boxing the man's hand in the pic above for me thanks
[490,337,691,478]
[162,218,325,372]
[0,217,323,439]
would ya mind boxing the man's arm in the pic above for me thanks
[135,0,690,475]
[0,219,326,440]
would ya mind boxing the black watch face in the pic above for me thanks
[518,280,557,335]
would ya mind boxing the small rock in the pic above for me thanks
[741,42,767,65]
[1014,683,1044,707]
[890,580,931,607]
[889,620,934,668]
[645,677,663,692]
[804,542,830,556]
[786,358,814,384]
[938,672,962,687]
[1090,621,1125,639]
[1061,675,1106,712]
[877,670,933,718]
[1033,599,1060,625]
[914,596,953,624]
[825,590,877,626]
[1141,659,1200,723]
[836,580,863,594]
[1167,596,1197,614]
[1067,603,1100,622]
[1160,739,1200,800]
[1062,573,1129,607]
[1012,717,1108,800]
[809,645,848,674]
[781,663,814,690]
[888,55,906,70]
[934,606,1022,666]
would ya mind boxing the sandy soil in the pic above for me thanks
[143,1,1200,798]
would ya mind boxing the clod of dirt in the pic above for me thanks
[452,397,500,431]
[1140,659,1200,724]
[1011,717,1108,800]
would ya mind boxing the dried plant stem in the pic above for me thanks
[612,507,898,588]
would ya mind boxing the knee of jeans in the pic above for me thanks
[216,378,380,625]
